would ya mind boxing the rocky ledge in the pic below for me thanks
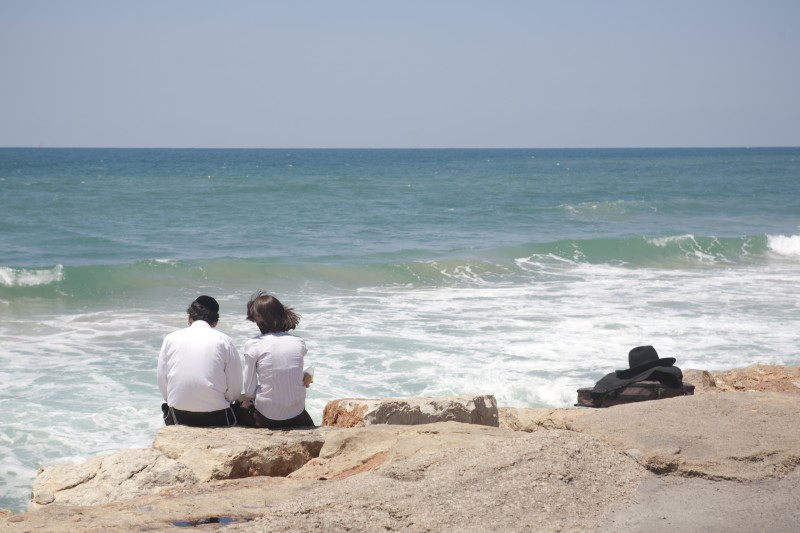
[4,365,800,532]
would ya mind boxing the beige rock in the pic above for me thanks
[28,448,196,511]
[711,364,800,395]
[684,365,800,396]
[498,406,588,431]
[7,476,316,533]
[6,427,644,533]
[152,426,325,481]
[268,430,643,533]
[599,467,800,532]
[571,391,800,480]
[13,377,800,532]
[682,368,717,394]
[289,421,527,480]
[322,395,499,427]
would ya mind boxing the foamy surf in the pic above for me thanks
[767,234,800,257]
[0,264,64,287]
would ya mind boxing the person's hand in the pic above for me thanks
[303,372,313,388]
[237,394,254,409]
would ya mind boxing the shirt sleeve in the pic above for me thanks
[242,343,259,397]
[224,340,243,404]
[157,337,169,402]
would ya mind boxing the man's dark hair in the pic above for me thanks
[246,291,300,334]
[187,300,220,325]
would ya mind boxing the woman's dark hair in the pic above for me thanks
[246,291,300,334]
[186,300,219,325]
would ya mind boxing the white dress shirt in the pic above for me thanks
[243,332,307,421]
[157,320,243,412]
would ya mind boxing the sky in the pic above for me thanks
[1,1,798,149]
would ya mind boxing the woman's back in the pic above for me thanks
[243,332,307,421]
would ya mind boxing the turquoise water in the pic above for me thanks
[1,147,799,511]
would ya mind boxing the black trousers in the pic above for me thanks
[233,402,315,429]
[161,403,238,427]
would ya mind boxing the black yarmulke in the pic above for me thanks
[195,295,219,313]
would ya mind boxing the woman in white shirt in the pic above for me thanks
[237,292,314,428]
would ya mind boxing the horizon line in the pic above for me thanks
[2,145,799,150]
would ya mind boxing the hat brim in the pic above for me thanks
[615,357,676,379]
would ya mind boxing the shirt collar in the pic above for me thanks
[191,320,213,329]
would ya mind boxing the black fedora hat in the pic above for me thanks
[615,345,675,379]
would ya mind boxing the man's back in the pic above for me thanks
[158,320,242,412]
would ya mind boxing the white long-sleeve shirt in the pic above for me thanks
[157,320,243,412]
[243,332,307,421]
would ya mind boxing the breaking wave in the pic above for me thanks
[767,234,800,257]
[1,234,795,302]
[0,265,64,287]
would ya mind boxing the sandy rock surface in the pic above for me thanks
[7,476,317,533]
[682,368,717,393]
[230,430,643,533]
[152,425,326,481]
[289,422,527,480]
[598,467,800,533]
[28,448,196,511]
[711,364,800,394]
[323,395,499,428]
[499,406,587,431]
[685,364,800,395]
[505,392,800,481]
[576,392,800,480]
[8,383,800,532]
[4,427,643,533]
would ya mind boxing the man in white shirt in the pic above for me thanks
[157,295,243,427]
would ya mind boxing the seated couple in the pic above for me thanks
[157,292,314,429]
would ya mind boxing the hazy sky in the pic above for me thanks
[1,1,798,148]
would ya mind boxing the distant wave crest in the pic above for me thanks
[558,199,655,217]
[0,234,791,301]
[514,234,775,270]
[643,234,735,264]
[0,265,64,287]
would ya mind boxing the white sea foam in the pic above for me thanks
[0,264,64,287]
[767,234,800,257]
[515,253,581,271]
[293,261,800,417]
[646,235,728,263]
[647,234,695,247]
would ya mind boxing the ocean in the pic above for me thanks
[1,147,799,511]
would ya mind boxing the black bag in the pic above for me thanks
[576,380,695,408]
